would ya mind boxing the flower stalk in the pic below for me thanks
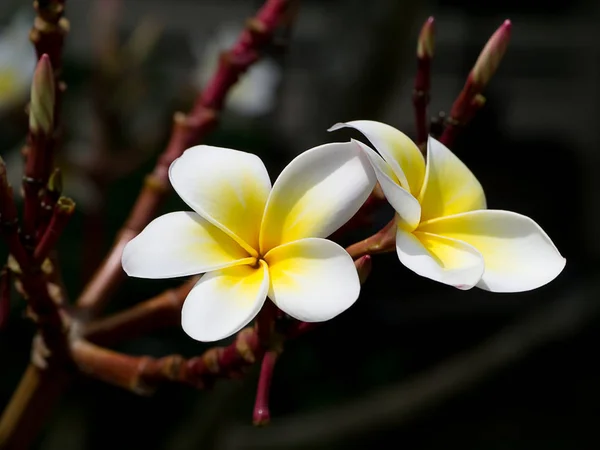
[253,350,279,426]
[439,20,511,147]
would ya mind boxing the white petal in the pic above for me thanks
[396,227,484,290]
[181,261,269,342]
[122,212,252,279]
[353,139,421,231]
[328,120,425,195]
[169,145,271,254]
[265,238,360,322]
[259,142,376,253]
[418,210,566,292]
[418,137,486,222]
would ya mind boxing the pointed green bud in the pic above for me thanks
[47,168,63,195]
[471,20,511,89]
[29,54,55,135]
[416,16,435,60]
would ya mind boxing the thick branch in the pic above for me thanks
[77,0,294,315]
[72,328,263,394]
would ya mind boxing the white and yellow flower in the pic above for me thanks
[0,10,36,114]
[330,120,565,292]
[122,143,376,341]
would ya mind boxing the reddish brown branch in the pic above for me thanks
[413,17,434,147]
[33,196,75,263]
[37,168,62,236]
[72,327,264,394]
[84,277,198,346]
[0,161,29,270]
[77,0,294,315]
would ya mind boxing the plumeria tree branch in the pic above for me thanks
[77,0,295,315]
[72,328,264,395]
[73,256,371,424]
[0,1,301,447]
[439,20,511,147]
[413,16,434,148]
[83,277,199,346]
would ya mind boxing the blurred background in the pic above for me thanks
[0,0,598,448]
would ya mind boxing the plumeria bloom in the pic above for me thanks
[122,143,376,341]
[0,10,36,114]
[329,120,565,292]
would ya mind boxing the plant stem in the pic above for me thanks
[345,218,396,259]
[253,350,279,426]
[33,196,75,264]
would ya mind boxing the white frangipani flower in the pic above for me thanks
[0,10,36,114]
[122,143,376,341]
[192,23,281,117]
[329,120,566,292]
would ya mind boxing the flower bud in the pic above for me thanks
[471,20,511,90]
[416,16,435,60]
[29,54,55,135]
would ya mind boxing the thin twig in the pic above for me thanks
[33,196,75,264]
[83,277,198,346]
[253,350,279,426]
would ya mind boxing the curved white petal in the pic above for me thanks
[418,210,566,292]
[418,137,486,222]
[259,142,376,253]
[329,120,425,195]
[169,145,271,254]
[181,260,269,342]
[122,212,252,279]
[353,140,421,231]
[265,238,360,322]
[396,228,484,290]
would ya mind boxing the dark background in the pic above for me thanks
[1,0,598,448]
